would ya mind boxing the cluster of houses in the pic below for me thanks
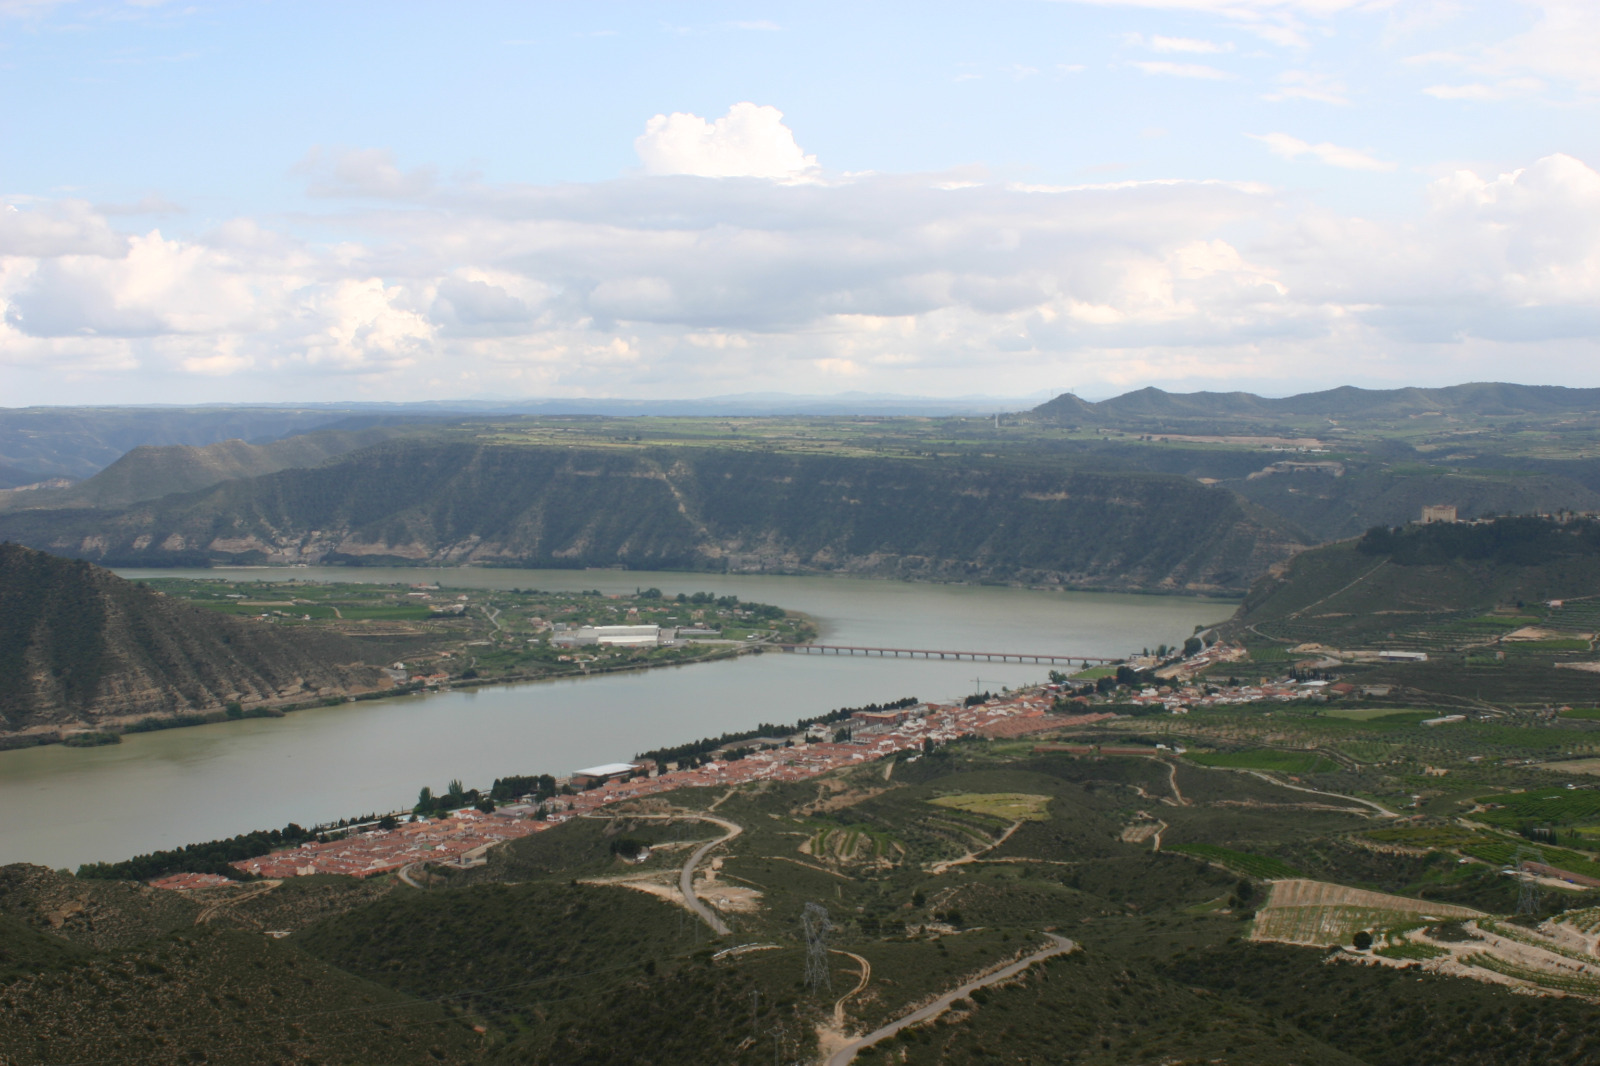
[149,690,1113,887]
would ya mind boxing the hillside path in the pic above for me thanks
[1242,770,1398,818]
[825,934,1075,1065]
[928,818,1025,874]
[1165,759,1187,806]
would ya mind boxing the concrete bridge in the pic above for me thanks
[772,643,1116,666]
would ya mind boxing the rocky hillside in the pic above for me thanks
[0,544,387,744]
[0,443,1307,594]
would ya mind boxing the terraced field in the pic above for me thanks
[1252,879,1484,946]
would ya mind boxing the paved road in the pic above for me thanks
[678,814,742,935]
[826,933,1076,1065]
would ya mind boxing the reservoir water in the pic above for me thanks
[0,568,1229,869]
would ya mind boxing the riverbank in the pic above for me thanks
[0,643,764,753]
[2,572,1225,870]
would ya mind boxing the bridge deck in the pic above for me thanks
[773,644,1115,665]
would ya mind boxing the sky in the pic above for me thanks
[2,1,1598,405]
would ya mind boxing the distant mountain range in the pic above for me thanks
[0,394,1039,482]
[0,544,386,745]
[1033,382,1600,425]
[6,382,1600,484]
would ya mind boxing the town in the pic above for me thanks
[148,652,1380,888]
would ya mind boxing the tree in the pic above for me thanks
[416,786,433,811]
[1352,930,1373,951]
[1182,636,1203,658]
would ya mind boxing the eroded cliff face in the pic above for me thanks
[0,443,1310,595]
[0,544,386,741]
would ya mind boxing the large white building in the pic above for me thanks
[552,624,661,647]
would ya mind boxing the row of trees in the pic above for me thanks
[635,696,920,767]
[77,822,317,882]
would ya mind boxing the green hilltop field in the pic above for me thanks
[1213,515,1600,709]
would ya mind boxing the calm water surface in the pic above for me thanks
[0,568,1230,868]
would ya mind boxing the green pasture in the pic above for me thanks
[1187,750,1340,775]
[929,792,1053,822]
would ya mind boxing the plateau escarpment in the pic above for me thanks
[0,544,386,744]
[0,443,1307,593]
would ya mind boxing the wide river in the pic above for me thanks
[0,568,1228,869]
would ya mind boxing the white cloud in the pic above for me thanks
[95,193,186,217]
[1263,70,1350,104]
[0,200,127,257]
[634,102,818,179]
[1406,1,1600,101]
[4,150,1600,398]
[1481,0,1600,96]
[1422,78,1544,101]
[1151,35,1231,53]
[1131,60,1237,79]
[1249,132,1395,171]
[295,147,437,199]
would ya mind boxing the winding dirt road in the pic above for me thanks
[678,814,743,935]
[825,934,1076,1065]
[831,950,871,1026]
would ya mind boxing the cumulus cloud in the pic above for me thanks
[3,148,1599,398]
[1,201,127,258]
[1249,132,1395,171]
[634,102,818,179]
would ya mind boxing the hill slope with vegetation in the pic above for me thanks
[1226,516,1600,648]
[0,442,1307,593]
[0,544,386,744]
